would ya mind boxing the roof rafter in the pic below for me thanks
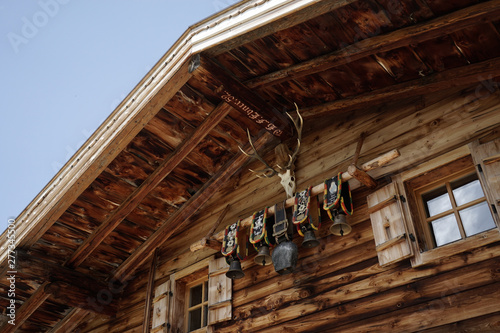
[300,56,500,118]
[113,132,273,280]
[245,0,500,89]
[66,102,234,268]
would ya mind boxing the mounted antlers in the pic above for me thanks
[239,103,303,198]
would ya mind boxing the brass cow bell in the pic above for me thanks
[271,241,298,275]
[226,259,245,279]
[301,230,320,248]
[330,213,352,236]
[254,245,272,266]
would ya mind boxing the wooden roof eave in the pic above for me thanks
[0,0,327,266]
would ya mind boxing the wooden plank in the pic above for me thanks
[197,56,293,140]
[470,138,500,227]
[418,311,500,333]
[253,257,500,333]
[375,233,407,252]
[112,133,273,281]
[245,0,500,89]
[65,102,234,268]
[367,183,413,266]
[46,281,117,316]
[48,308,90,333]
[208,257,232,325]
[0,282,50,333]
[205,0,360,56]
[151,279,170,331]
[327,280,500,333]
[14,250,117,316]
[300,56,500,118]
[220,243,500,333]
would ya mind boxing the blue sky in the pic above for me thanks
[0,0,239,231]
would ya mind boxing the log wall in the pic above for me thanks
[80,86,500,332]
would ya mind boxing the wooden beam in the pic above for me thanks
[45,281,117,316]
[301,57,500,119]
[65,102,234,268]
[113,132,273,280]
[48,308,90,333]
[191,149,401,252]
[0,282,50,333]
[15,250,117,315]
[190,204,230,252]
[197,56,293,140]
[348,164,377,189]
[205,0,360,57]
[245,0,500,89]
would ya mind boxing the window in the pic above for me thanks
[367,143,500,268]
[396,144,500,267]
[185,279,209,332]
[151,256,232,333]
[415,168,495,248]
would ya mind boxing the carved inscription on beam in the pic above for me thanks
[194,55,293,140]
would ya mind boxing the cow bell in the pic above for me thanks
[226,259,245,279]
[302,230,320,248]
[271,241,298,275]
[254,245,272,266]
[330,213,351,236]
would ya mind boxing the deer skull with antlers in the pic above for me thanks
[239,104,303,198]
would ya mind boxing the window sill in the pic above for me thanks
[411,228,500,267]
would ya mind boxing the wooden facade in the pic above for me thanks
[1,0,500,332]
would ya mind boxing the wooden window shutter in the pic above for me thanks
[367,182,413,266]
[207,257,232,325]
[151,280,171,333]
[470,138,500,226]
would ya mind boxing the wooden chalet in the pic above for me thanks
[2,0,500,331]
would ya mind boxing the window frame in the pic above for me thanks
[184,277,209,333]
[398,146,500,267]
[169,257,211,333]
[414,166,494,248]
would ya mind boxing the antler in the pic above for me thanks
[283,102,303,170]
[239,129,279,178]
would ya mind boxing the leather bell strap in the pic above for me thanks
[273,201,290,244]
[293,186,321,236]
[221,219,247,262]
[250,207,271,251]
[324,173,354,220]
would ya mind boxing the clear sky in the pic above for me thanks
[0,0,239,231]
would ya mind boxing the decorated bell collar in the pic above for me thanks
[324,173,353,236]
[292,186,321,247]
[221,219,247,264]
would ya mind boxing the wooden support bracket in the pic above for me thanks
[348,133,377,188]
[189,204,230,252]
[191,149,400,252]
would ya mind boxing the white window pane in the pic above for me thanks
[460,201,496,237]
[431,214,461,247]
[425,190,452,217]
[452,179,485,206]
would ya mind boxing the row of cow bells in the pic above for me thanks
[227,216,350,279]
